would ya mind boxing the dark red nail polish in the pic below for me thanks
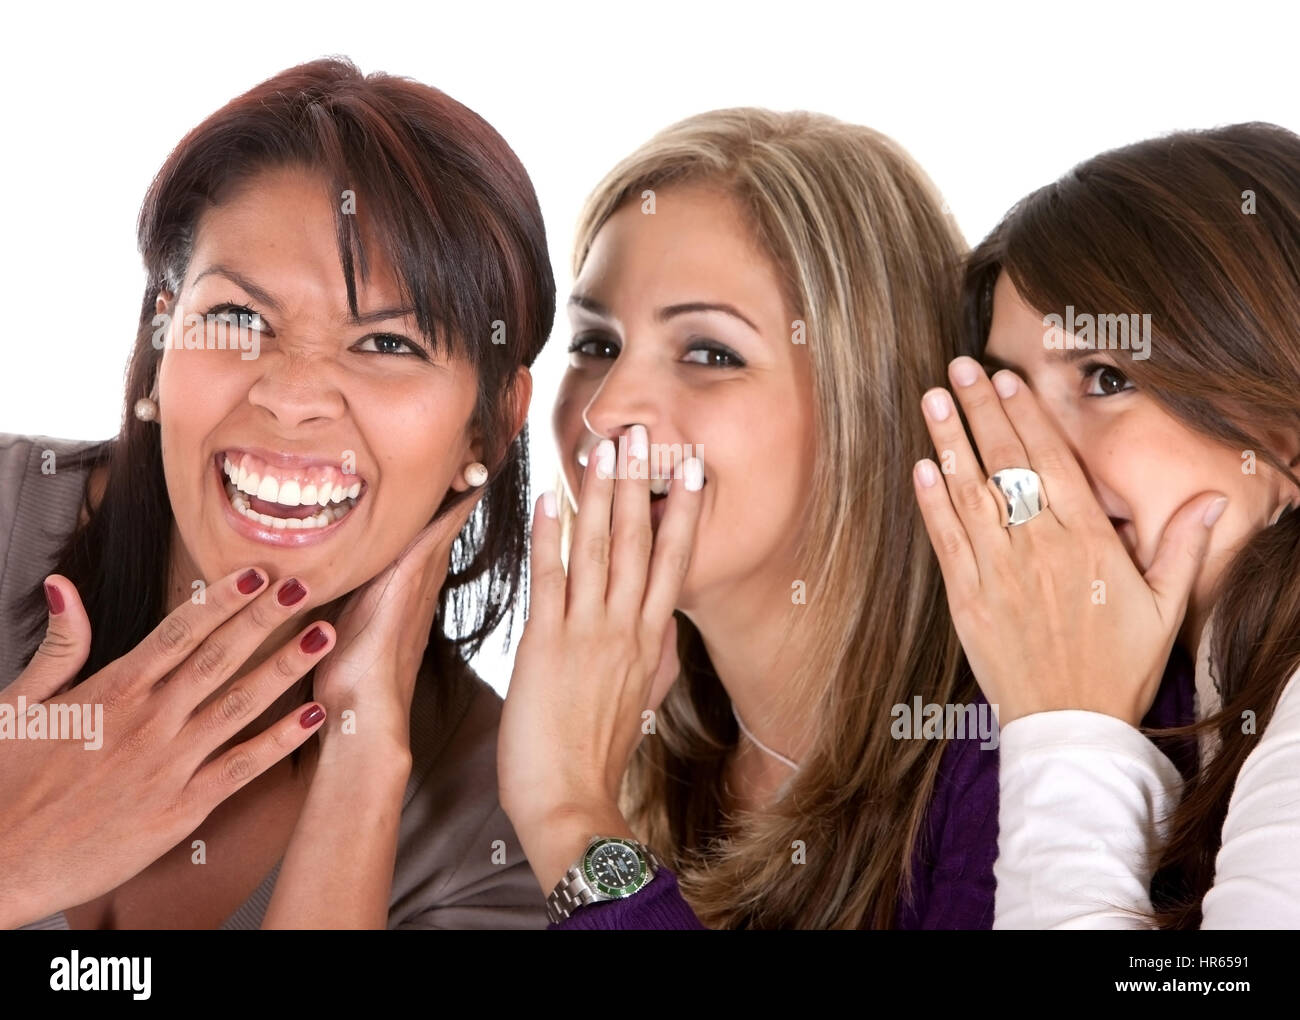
[236,569,264,595]
[277,578,307,606]
[44,583,65,616]
[299,704,325,729]
[300,626,328,654]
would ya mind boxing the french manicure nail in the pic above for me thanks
[924,391,952,422]
[541,490,558,519]
[1203,496,1229,527]
[684,457,703,492]
[951,358,979,387]
[915,460,939,488]
[993,371,1019,398]
[629,424,649,461]
[596,439,615,478]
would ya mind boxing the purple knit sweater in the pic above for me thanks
[553,652,1196,930]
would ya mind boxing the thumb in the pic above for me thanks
[1144,492,1228,627]
[15,575,92,701]
[646,615,680,713]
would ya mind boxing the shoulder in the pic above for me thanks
[0,433,109,690]
[389,661,546,929]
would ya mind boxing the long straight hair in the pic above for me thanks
[570,109,971,928]
[19,58,555,715]
[963,122,1300,928]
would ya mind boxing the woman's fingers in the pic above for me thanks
[947,358,1032,486]
[104,565,270,696]
[180,621,336,764]
[188,699,327,810]
[158,575,311,724]
[607,425,654,618]
[986,367,1103,528]
[913,458,981,603]
[566,438,616,615]
[528,490,566,629]
[641,455,704,631]
[1144,491,1229,624]
[920,386,1008,550]
[13,575,92,701]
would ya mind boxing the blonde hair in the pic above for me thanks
[571,109,972,928]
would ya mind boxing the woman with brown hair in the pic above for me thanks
[914,122,1300,928]
[498,108,1196,929]
[0,57,553,929]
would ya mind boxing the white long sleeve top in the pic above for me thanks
[993,626,1300,929]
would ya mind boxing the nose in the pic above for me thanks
[246,346,347,429]
[580,353,662,447]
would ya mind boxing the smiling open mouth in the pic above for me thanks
[217,451,366,531]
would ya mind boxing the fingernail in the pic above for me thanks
[629,424,648,461]
[237,569,264,595]
[1203,496,1229,527]
[993,371,1019,398]
[951,358,980,387]
[300,625,329,654]
[299,704,326,729]
[278,578,307,606]
[44,582,64,616]
[924,391,951,422]
[684,457,704,492]
[915,460,939,488]
[541,490,558,519]
[595,439,615,479]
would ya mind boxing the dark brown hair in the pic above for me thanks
[964,122,1300,928]
[21,57,555,709]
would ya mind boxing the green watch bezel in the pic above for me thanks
[582,836,652,898]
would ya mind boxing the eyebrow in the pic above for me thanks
[568,293,760,334]
[982,346,1098,376]
[190,264,415,325]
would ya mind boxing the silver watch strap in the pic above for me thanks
[546,840,664,924]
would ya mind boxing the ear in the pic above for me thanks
[156,289,175,317]
[448,367,534,493]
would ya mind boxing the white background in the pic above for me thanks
[3,0,1296,691]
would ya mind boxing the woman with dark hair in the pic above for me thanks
[0,57,554,929]
[913,122,1300,928]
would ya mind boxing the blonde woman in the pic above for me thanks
[500,110,995,928]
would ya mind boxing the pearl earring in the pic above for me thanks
[134,397,159,422]
[464,462,489,487]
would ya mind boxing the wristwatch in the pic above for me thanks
[546,835,664,924]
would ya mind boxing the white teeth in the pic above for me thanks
[240,471,260,497]
[300,483,318,504]
[277,479,301,507]
[222,474,357,532]
[347,482,361,499]
[649,477,670,496]
[257,475,280,503]
[331,486,346,503]
[316,482,333,506]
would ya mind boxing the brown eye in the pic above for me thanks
[1083,363,1134,396]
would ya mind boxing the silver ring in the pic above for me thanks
[987,468,1049,527]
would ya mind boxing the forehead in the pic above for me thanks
[187,166,403,305]
[576,183,789,320]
